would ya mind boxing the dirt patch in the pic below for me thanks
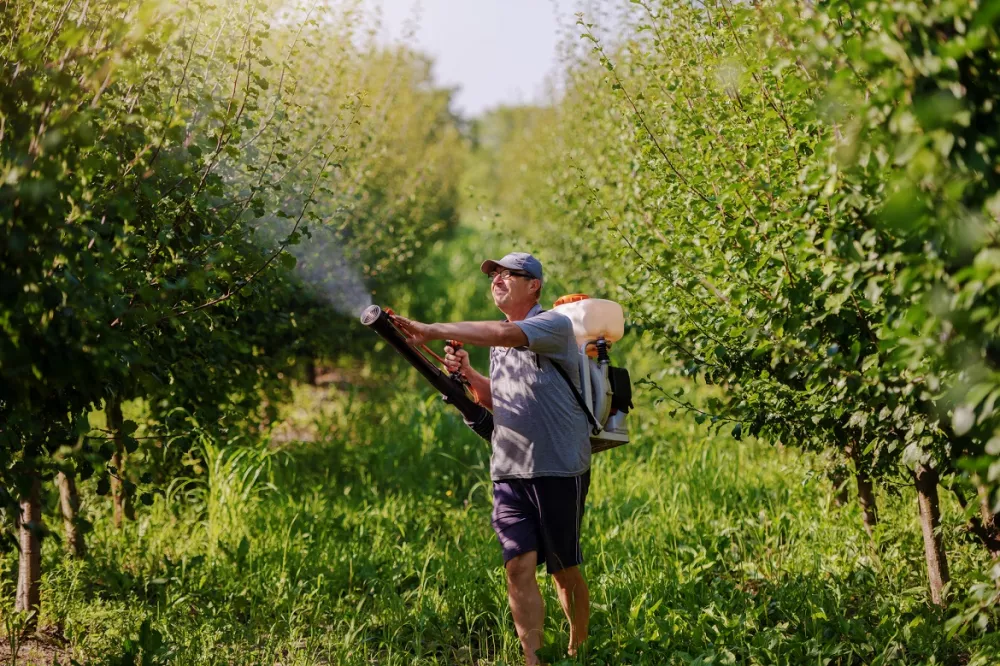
[0,625,78,665]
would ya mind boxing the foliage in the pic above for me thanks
[0,0,463,612]
[9,377,996,663]
[487,0,1000,614]
[6,0,1000,652]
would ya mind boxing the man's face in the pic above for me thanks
[490,269,540,311]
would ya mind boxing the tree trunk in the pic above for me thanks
[56,471,86,558]
[305,357,318,385]
[914,464,950,606]
[977,482,998,540]
[846,442,878,537]
[829,467,849,508]
[855,469,878,537]
[16,471,42,619]
[124,486,136,522]
[108,398,130,528]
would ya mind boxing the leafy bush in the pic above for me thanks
[492,0,1000,613]
[0,0,463,615]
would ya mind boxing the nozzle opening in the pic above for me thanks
[360,305,382,326]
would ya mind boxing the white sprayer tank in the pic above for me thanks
[551,298,624,346]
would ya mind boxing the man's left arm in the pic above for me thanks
[393,317,528,349]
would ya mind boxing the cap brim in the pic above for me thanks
[480,259,510,275]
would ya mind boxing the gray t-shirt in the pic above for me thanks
[489,303,591,480]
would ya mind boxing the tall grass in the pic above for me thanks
[164,434,288,553]
[14,381,998,664]
[10,226,999,664]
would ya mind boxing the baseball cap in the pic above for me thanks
[480,252,543,281]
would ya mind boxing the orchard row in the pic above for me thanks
[497,0,1000,616]
[0,0,464,618]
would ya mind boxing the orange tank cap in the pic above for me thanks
[553,293,590,307]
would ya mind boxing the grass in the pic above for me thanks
[4,224,999,664]
[6,379,999,665]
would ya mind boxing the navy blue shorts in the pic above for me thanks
[491,471,590,574]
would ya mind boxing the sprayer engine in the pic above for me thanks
[576,336,632,452]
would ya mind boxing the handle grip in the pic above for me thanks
[445,340,466,383]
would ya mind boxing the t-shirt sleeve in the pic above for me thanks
[514,311,575,358]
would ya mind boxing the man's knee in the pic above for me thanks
[506,551,538,588]
[552,565,585,589]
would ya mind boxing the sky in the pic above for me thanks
[370,0,595,118]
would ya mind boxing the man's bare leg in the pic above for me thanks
[506,551,544,665]
[552,566,589,655]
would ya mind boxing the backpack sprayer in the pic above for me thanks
[360,295,633,452]
[549,294,633,452]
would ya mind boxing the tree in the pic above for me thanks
[0,0,464,617]
[494,0,1000,609]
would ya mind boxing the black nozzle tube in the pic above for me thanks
[361,305,493,441]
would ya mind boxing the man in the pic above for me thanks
[391,251,591,665]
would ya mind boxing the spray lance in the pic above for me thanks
[359,305,494,441]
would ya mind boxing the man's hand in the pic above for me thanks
[443,344,471,376]
[391,314,437,347]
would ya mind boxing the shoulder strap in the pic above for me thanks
[527,308,600,435]
[551,359,601,435]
